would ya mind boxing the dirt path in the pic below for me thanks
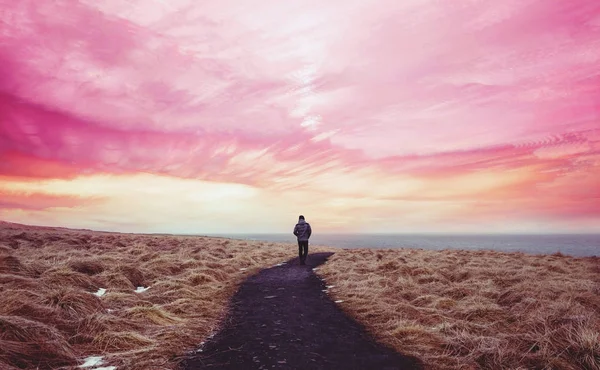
[180,252,423,369]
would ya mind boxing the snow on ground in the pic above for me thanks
[79,356,117,370]
[80,356,103,368]
[134,286,150,293]
[92,288,106,297]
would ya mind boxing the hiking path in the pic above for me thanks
[180,252,423,370]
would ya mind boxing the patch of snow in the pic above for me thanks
[312,268,319,271]
[264,295,277,299]
[335,300,344,303]
[239,268,247,271]
[326,285,335,289]
[107,309,114,313]
[134,286,149,293]
[80,356,103,368]
[94,367,117,370]
[321,290,329,293]
[92,288,106,297]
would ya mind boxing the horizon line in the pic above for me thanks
[2,221,599,237]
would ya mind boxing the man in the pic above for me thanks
[293,215,312,265]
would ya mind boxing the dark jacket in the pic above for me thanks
[293,219,312,241]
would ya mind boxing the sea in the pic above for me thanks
[210,233,599,257]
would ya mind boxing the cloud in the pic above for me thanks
[0,190,102,211]
[1,0,599,232]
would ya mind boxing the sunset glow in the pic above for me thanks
[1,0,599,233]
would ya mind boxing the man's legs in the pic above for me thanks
[299,240,309,264]
[298,240,303,263]
[303,241,309,263]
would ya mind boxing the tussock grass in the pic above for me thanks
[0,222,303,369]
[318,248,600,369]
[93,331,156,352]
[0,316,77,369]
[43,288,104,319]
[124,306,181,325]
[0,255,25,274]
[0,274,38,289]
[69,259,106,275]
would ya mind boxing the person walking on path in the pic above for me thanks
[293,215,312,265]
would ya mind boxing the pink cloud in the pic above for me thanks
[0,0,599,231]
[0,190,101,211]
[0,151,84,180]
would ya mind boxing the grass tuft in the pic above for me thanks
[0,316,77,369]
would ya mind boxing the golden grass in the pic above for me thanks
[0,222,319,370]
[318,248,600,369]
[4,221,596,369]
[0,315,77,369]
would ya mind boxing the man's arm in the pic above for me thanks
[293,224,298,236]
[307,224,312,238]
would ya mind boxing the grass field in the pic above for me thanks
[2,222,598,369]
[317,248,600,369]
[0,222,314,370]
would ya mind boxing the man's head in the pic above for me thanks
[299,215,305,220]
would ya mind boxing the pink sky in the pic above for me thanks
[1,0,599,234]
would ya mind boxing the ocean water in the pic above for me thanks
[211,233,599,257]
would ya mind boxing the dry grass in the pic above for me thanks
[0,222,318,370]
[318,248,600,369]
[4,221,596,369]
